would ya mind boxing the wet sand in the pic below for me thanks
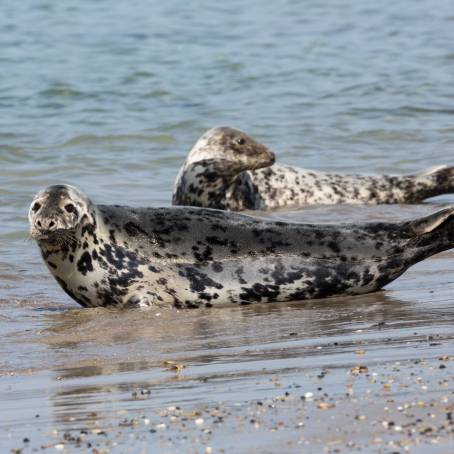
[1,205,454,453]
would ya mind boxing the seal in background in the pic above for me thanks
[173,126,454,210]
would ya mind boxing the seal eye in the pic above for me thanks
[65,203,76,214]
[32,202,41,212]
[236,137,246,145]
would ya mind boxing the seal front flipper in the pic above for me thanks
[126,293,160,309]
[173,159,245,209]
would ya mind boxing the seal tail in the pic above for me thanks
[413,165,454,200]
[402,206,454,260]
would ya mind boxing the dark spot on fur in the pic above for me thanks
[212,262,223,273]
[124,222,149,237]
[77,251,94,275]
[178,266,223,294]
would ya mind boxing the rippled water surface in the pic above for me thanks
[1,0,454,452]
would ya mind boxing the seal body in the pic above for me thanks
[173,127,454,210]
[30,185,454,309]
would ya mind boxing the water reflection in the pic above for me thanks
[39,287,454,432]
[35,290,442,376]
[40,292,401,347]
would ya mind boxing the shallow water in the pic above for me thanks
[1,0,454,452]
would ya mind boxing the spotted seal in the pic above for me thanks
[29,184,454,309]
[173,126,454,210]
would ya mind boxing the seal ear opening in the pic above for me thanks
[408,207,454,236]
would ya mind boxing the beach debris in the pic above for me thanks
[350,365,368,375]
[132,388,151,399]
[317,402,335,410]
[163,360,186,373]
[300,391,314,401]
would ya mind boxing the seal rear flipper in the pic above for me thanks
[405,206,454,236]
[401,206,454,261]
[419,165,449,177]
[415,165,454,198]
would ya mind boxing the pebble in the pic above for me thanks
[350,366,368,375]
[317,402,335,410]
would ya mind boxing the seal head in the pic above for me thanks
[29,184,92,247]
[186,126,275,171]
[173,126,275,209]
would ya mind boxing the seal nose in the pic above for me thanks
[36,218,57,232]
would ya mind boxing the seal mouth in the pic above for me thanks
[252,149,275,170]
[30,229,50,241]
[31,228,75,246]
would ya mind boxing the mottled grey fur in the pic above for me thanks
[173,126,454,210]
[30,185,454,309]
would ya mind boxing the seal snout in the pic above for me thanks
[32,217,59,240]
[29,195,61,240]
[253,144,275,171]
[36,218,56,230]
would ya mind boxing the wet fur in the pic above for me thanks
[30,185,454,309]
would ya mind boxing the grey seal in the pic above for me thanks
[29,184,454,309]
[173,126,454,210]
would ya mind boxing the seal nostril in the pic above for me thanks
[49,221,55,229]
[37,220,42,228]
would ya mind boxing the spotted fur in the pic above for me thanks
[173,127,454,210]
[29,185,454,309]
